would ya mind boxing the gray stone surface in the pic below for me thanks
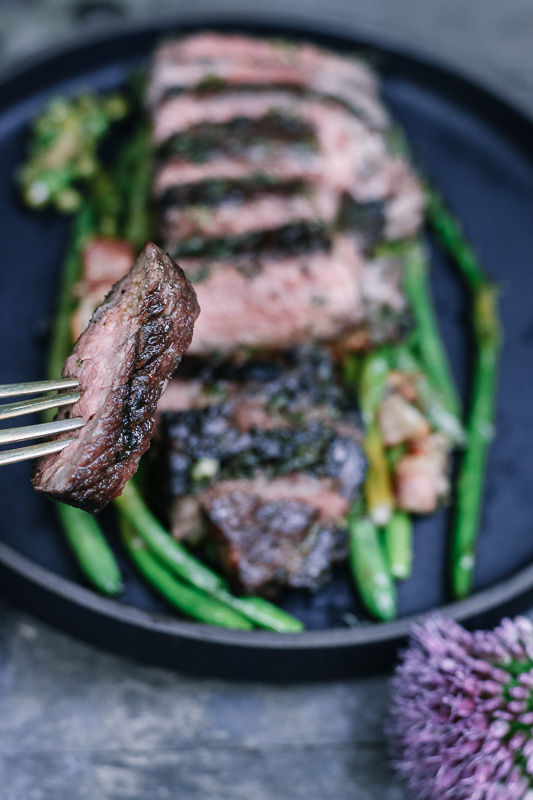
[0,598,400,800]
[1,2,532,798]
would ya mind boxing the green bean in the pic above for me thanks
[426,186,502,599]
[56,501,123,595]
[115,482,226,594]
[403,240,462,418]
[348,505,397,621]
[121,524,253,629]
[384,510,413,581]
[116,484,305,632]
[451,285,502,598]
[217,594,304,633]
[90,171,121,238]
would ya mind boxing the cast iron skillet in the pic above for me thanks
[1,15,533,681]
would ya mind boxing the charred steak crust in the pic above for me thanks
[204,489,346,596]
[32,242,199,513]
[150,347,366,595]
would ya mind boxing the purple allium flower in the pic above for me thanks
[388,615,533,800]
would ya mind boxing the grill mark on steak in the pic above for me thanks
[154,346,365,500]
[161,192,332,245]
[148,33,388,129]
[32,242,199,513]
[157,114,319,163]
[152,90,383,151]
[172,220,330,263]
[157,177,330,243]
[157,176,307,209]
[152,96,423,238]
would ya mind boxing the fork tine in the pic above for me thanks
[0,391,81,421]
[0,437,77,466]
[0,378,79,399]
[0,417,84,445]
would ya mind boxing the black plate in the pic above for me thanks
[2,16,533,681]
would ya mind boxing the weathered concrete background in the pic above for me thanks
[1,2,533,798]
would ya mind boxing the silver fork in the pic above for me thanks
[0,378,84,466]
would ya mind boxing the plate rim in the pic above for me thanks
[1,12,533,675]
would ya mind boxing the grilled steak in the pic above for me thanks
[32,242,199,513]
[146,33,424,354]
[68,36,423,355]
[204,477,348,596]
[179,239,408,354]
[151,347,366,594]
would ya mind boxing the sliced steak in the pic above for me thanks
[68,37,423,359]
[182,239,409,354]
[70,238,409,357]
[150,346,366,593]
[32,242,199,513]
[152,92,395,203]
[159,181,337,246]
[148,33,388,129]
[181,237,362,354]
[203,476,348,595]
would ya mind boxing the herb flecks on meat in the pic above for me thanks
[151,347,366,595]
[158,113,319,163]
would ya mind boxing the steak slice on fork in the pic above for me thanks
[32,241,199,513]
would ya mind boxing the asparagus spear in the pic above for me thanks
[426,187,502,599]
[45,203,94,404]
[348,504,397,621]
[403,240,462,419]
[451,285,501,598]
[425,186,486,291]
[119,123,153,249]
[359,349,394,525]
